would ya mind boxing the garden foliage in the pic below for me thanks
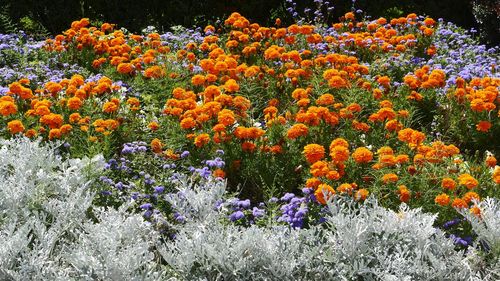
[0,4,499,279]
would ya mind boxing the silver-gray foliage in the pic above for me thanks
[160,176,473,281]
[0,137,165,280]
[460,198,500,280]
[0,137,496,281]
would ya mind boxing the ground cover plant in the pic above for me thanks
[0,4,499,280]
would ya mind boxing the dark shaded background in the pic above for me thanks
[0,0,498,45]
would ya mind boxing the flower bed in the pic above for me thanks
[0,9,499,279]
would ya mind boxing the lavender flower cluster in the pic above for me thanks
[424,20,500,88]
[0,33,87,90]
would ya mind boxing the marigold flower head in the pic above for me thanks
[337,183,355,194]
[382,173,398,184]
[485,155,497,167]
[180,117,197,130]
[213,169,225,178]
[67,97,83,110]
[458,173,478,189]
[194,133,210,147]
[223,79,240,93]
[117,62,134,74]
[151,138,163,153]
[451,198,468,209]
[434,193,450,206]
[330,138,349,149]
[287,123,309,139]
[463,191,480,204]
[398,185,410,202]
[303,144,325,164]
[355,189,369,201]
[48,128,62,140]
[352,147,373,164]
[441,177,456,191]
[476,121,491,132]
[7,120,24,134]
[0,100,17,116]
[306,177,322,188]
[217,109,236,126]
[330,145,350,163]
[315,184,335,205]
[148,121,159,131]
[492,166,500,184]
[102,101,119,113]
[241,141,256,152]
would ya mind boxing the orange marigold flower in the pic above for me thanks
[127,97,140,110]
[148,121,160,131]
[315,184,335,205]
[486,155,497,167]
[476,121,491,132]
[493,166,500,184]
[330,138,349,149]
[287,123,309,139]
[60,124,72,134]
[355,189,369,201]
[0,100,17,116]
[24,129,37,138]
[7,120,24,134]
[470,205,481,217]
[217,109,236,126]
[434,193,450,206]
[451,198,468,209]
[303,144,325,164]
[241,141,257,152]
[213,169,225,178]
[191,74,206,86]
[398,185,410,202]
[382,173,398,184]
[458,173,478,189]
[117,63,134,74]
[69,113,82,123]
[330,145,350,163]
[67,97,83,110]
[463,191,480,204]
[102,101,118,113]
[194,133,210,147]
[310,161,329,177]
[316,94,335,105]
[377,76,391,88]
[144,65,166,79]
[441,177,457,191]
[352,147,373,164]
[40,113,63,129]
[48,128,62,140]
[328,76,348,89]
[223,79,240,93]
[151,138,163,153]
[337,183,355,194]
[180,117,197,130]
[306,177,322,188]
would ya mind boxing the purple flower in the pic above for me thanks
[140,203,153,209]
[173,212,186,223]
[180,151,190,158]
[229,211,245,221]
[154,185,165,193]
[238,199,251,209]
[252,207,265,218]
[281,193,295,202]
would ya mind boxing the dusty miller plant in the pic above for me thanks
[0,137,166,280]
[460,197,500,281]
[159,176,474,281]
